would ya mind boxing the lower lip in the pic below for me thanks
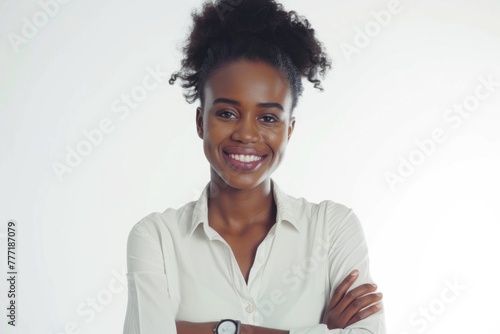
[222,152,265,171]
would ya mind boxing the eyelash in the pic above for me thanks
[216,110,279,123]
[260,115,279,123]
[217,110,236,119]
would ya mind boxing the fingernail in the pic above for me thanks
[377,292,383,298]
[375,303,382,309]
[371,283,377,288]
[350,270,359,276]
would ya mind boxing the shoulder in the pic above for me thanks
[284,191,355,226]
[286,193,364,241]
[127,212,165,240]
[126,200,198,245]
[319,199,354,224]
[314,200,366,247]
[126,212,165,253]
[273,181,360,232]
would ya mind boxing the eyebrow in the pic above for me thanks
[213,98,284,111]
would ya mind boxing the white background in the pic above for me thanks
[1,0,499,333]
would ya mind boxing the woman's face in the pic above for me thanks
[196,59,295,190]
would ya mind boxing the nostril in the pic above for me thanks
[231,124,260,143]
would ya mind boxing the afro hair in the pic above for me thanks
[169,0,332,110]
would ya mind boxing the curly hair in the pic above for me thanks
[169,0,332,111]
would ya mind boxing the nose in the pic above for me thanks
[231,116,260,143]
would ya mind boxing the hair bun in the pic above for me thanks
[170,0,332,109]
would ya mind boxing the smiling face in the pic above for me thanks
[196,58,295,190]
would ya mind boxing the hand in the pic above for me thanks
[321,269,383,329]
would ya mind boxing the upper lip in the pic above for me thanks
[223,147,268,157]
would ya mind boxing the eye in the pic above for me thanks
[260,115,279,123]
[216,110,237,119]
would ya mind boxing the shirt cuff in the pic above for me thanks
[289,324,330,334]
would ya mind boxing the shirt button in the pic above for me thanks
[246,304,255,313]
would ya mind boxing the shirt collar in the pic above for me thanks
[188,179,300,238]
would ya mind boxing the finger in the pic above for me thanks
[341,292,383,324]
[326,270,359,311]
[322,292,382,330]
[334,283,379,314]
[345,302,383,327]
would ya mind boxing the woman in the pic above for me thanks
[123,0,386,333]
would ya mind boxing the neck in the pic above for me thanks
[207,174,276,234]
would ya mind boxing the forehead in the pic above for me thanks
[204,59,292,110]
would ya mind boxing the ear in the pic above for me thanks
[287,116,296,141]
[196,107,204,139]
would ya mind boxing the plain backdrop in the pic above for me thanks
[1,0,499,333]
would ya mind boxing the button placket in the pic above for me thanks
[248,233,276,294]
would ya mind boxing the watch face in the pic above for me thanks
[217,320,237,334]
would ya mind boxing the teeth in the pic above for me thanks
[229,154,263,162]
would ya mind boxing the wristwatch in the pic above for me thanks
[213,319,241,334]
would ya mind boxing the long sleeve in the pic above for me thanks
[123,218,177,334]
[325,203,386,333]
[289,202,386,334]
[122,187,386,334]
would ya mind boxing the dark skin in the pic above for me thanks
[176,59,383,334]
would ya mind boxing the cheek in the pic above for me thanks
[266,129,289,155]
[203,120,230,156]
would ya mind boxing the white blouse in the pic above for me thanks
[123,179,386,333]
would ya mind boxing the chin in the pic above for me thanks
[213,169,269,191]
[226,175,264,190]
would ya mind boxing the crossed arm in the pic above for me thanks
[124,207,385,334]
[175,269,383,334]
